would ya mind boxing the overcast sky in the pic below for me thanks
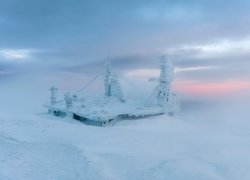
[1,0,250,96]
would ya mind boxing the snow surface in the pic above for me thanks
[1,74,250,180]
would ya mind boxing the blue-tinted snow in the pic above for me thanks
[0,73,250,180]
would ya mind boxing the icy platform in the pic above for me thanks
[45,97,165,126]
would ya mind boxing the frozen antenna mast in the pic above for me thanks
[157,54,173,107]
[146,54,179,113]
[50,86,58,106]
[64,92,73,110]
[104,53,111,97]
[104,50,125,101]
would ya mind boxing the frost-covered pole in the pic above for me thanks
[145,54,180,113]
[50,86,58,106]
[110,74,125,102]
[64,92,73,110]
[104,57,111,97]
[159,54,173,84]
[157,55,174,108]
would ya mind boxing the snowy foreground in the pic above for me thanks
[1,102,250,180]
[1,74,250,180]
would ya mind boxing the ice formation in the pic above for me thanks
[146,55,180,113]
[45,54,180,126]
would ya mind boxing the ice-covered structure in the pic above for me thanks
[104,57,125,102]
[45,55,180,126]
[146,55,180,114]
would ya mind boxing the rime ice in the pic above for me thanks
[45,55,180,126]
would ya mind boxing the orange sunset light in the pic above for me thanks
[173,80,250,96]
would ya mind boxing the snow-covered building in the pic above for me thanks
[45,54,180,126]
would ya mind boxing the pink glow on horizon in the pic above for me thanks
[173,80,250,97]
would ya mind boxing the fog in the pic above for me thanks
[0,71,250,179]
[1,70,249,121]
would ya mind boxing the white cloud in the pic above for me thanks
[175,66,217,72]
[125,69,159,79]
[125,66,216,80]
[0,49,35,61]
[168,38,250,58]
